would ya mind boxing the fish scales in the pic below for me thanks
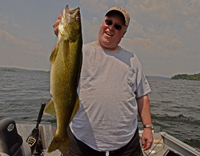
[44,5,82,153]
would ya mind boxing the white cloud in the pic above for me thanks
[129,18,145,38]
[0,28,43,53]
[0,28,50,70]
[1,1,200,76]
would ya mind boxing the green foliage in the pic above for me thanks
[171,73,200,81]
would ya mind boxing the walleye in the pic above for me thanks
[44,5,82,153]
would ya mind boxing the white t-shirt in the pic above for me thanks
[70,42,151,151]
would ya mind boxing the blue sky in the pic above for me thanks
[0,0,200,77]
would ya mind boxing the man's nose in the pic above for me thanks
[108,24,115,31]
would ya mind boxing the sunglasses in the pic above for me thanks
[105,19,122,30]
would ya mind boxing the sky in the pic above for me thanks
[0,0,200,78]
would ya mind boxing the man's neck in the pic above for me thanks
[95,40,120,51]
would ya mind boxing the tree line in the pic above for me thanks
[171,73,200,81]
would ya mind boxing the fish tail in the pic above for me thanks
[47,134,69,153]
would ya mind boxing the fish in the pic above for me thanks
[44,5,82,153]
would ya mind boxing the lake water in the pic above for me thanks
[0,67,199,150]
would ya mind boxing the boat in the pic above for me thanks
[1,119,199,156]
[0,103,199,156]
[139,129,200,156]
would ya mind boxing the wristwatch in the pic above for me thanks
[143,124,154,129]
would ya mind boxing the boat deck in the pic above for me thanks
[16,123,200,156]
[139,130,200,156]
[17,123,60,156]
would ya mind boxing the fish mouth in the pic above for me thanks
[63,5,80,19]
[105,31,113,36]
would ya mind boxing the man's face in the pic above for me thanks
[97,13,127,51]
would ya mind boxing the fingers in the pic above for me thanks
[142,139,152,151]
[142,130,153,151]
[58,14,62,20]
[53,14,62,36]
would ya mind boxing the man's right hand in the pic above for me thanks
[53,14,62,36]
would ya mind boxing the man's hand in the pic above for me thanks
[53,14,62,36]
[137,95,153,150]
[142,128,153,151]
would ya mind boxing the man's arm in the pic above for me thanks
[137,94,153,151]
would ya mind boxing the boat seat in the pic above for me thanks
[0,118,31,156]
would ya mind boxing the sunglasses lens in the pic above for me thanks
[114,24,122,30]
[105,19,122,30]
[105,19,112,25]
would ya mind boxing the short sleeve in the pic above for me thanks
[130,55,151,98]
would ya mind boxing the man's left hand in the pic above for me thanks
[142,128,153,151]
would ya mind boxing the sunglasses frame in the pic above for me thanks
[105,19,122,30]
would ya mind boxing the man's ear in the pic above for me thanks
[122,30,127,38]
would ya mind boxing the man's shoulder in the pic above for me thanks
[118,47,142,68]
[119,47,140,61]
[82,42,102,54]
[83,42,96,49]
[120,47,135,56]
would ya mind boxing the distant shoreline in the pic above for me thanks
[171,73,200,81]
[0,67,171,79]
[0,66,50,73]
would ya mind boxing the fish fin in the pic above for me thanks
[69,94,79,123]
[44,100,56,118]
[49,45,59,62]
[47,134,69,153]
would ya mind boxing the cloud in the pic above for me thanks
[0,16,11,25]
[124,1,200,54]
[82,17,99,43]
[125,0,200,30]
[113,0,126,6]
[79,0,200,76]
[128,18,145,38]
[0,28,43,53]
[182,18,200,39]
[80,0,109,15]
[1,1,200,76]
[13,24,21,29]
[0,27,50,70]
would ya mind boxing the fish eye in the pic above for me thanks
[76,16,80,21]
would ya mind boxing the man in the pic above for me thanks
[53,7,153,156]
